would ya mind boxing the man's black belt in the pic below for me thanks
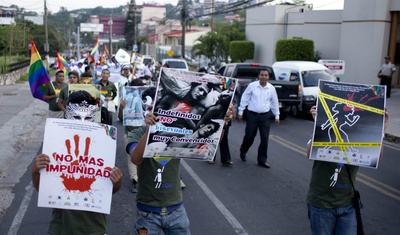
[248,110,269,115]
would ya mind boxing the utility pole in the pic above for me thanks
[211,0,214,31]
[109,14,113,55]
[133,5,137,51]
[44,0,49,55]
[181,0,187,58]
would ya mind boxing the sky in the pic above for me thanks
[7,0,344,14]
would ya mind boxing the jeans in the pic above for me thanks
[307,204,357,235]
[135,204,191,235]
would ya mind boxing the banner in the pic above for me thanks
[38,118,117,214]
[309,80,386,168]
[143,69,237,161]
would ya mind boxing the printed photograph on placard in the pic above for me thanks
[142,68,237,161]
[38,118,117,214]
[122,86,152,126]
[309,80,386,169]
[68,84,102,122]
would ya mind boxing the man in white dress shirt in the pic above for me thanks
[237,68,280,168]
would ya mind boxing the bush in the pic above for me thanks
[230,41,254,62]
[275,39,314,61]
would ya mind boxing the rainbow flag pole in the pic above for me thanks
[28,38,54,102]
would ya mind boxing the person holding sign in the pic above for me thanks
[306,105,388,235]
[127,97,234,234]
[31,90,122,235]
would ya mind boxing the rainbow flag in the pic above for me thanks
[104,43,110,57]
[55,51,70,74]
[223,78,234,90]
[28,38,51,102]
[91,37,99,63]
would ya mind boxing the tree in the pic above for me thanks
[124,0,137,50]
[191,31,229,65]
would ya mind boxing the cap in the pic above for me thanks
[55,69,64,75]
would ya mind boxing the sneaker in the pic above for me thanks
[131,179,138,193]
[208,160,215,164]
[180,179,186,189]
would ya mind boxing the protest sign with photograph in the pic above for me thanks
[122,86,151,126]
[38,118,117,214]
[309,80,386,168]
[142,68,237,161]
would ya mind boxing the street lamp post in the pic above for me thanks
[108,16,113,55]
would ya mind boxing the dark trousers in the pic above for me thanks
[240,111,271,163]
[219,124,231,163]
[380,75,392,97]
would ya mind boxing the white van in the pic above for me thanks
[272,61,337,116]
[162,58,189,71]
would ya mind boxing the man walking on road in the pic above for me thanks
[377,56,396,98]
[43,69,67,118]
[237,68,280,168]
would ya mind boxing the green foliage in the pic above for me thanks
[275,38,314,61]
[124,0,138,50]
[191,31,229,65]
[230,41,254,62]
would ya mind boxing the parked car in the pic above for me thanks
[161,58,189,71]
[217,63,300,120]
[272,61,338,117]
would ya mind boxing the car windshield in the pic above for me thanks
[167,61,187,69]
[302,70,336,87]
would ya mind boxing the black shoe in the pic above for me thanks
[222,161,233,166]
[258,162,270,168]
[131,179,138,193]
[240,153,247,161]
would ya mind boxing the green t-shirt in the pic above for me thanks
[58,86,69,109]
[45,81,67,111]
[97,81,117,100]
[307,161,358,209]
[128,126,182,208]
[48,209,107,235]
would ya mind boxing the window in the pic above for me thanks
[164,38,167,45]
[178,39,182,45]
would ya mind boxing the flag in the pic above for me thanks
[90,37,100,63]
[28,38,51,102]
[55,51,71,74]
[87,52,95,65]
[104,43,110,57]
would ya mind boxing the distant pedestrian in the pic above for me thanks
[43,69,67,118]
[237,69,280,168]
[377,56,395,98]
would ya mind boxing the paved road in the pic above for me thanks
[0,82,399,234]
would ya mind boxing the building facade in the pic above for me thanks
[246,0,400,87]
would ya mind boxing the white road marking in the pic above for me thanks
[181,160,249,235]
[7,182,34,235]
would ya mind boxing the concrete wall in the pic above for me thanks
[339,0,391,84]
[246,0,398,86]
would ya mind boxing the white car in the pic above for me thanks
[161,58,189,71]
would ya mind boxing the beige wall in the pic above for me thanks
[246,0,398,86]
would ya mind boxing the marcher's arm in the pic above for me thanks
[58,98,66,113]
[118,99,126,121]
[220,103,234,141]
[31,154,50,191]
[238,84,252,116]
[270,86,280,124]
[130,113,157,165]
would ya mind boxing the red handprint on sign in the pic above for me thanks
[51,135,112,192]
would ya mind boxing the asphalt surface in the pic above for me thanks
[0,81,399,227]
